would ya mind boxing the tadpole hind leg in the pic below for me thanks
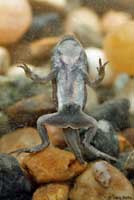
[83,126,117,162]
[64,128,85,164]
[9,113,61,155]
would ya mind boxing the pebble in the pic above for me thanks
[104,20,134,75]
[0,75,52,110]
[0,127,66,162]
[122,128,134,147]
[33,183,69,200]
[89,98,130,131]
[0,153,32,200]
[22,146,87,183]
[85,47,117,86]
[118,134,133,153]
[115,78,134,114]
[70,161,134,200]
[24,13,63,42]
[101,10,131,34]
[30,0,67,14]
[0,47,10,75]
[0,128,41,157]
[6,94,55,127]
[0,0,32,45]
[30,37,60,59]
[65,7,102,47]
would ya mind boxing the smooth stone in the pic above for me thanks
[0,0,32,45]
[0,75,52,110]
[6,94,55,127]
[89,98,130,131]
[122,128,134,147]
[0,127,65,164]
[101,10,131,34]
[104,20,134,75]
[33,183,69,200]
[118,134,133,153]
[0,153,32,200]
[30,37,60,59]
[24,13,63,42]
[22,146,87,183]
[65,7,102,47]
[70,161,134,200]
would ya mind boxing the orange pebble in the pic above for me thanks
[118,134,132,152]
[104,21,134,75]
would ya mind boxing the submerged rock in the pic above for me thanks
[24,13,63,42]
[0,0,32,45]
[65,7,102,47]
[70,161,134,200]
[89,98,130,131]
[6,94,55,127]
[22,146,87,183]
[0,153,32,200]
[33,183,69,200]
[104,20,134,75]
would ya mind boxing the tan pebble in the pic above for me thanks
[65,7,102,47]
[30,37,60,59]
[0,0,32,45]
[102,10,131,34]
[0,47,10,75]
[104,20,134,75]
[70,161,134,200]
[0,127,41,163]
[0,127,40,153]
[46,125,66,148]
[33,183,69,200]
[22,146,87,183]
[6,94,55,125]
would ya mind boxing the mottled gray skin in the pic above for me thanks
[10,35,116,163]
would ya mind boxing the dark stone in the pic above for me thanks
[0,154,32,200]
[24,13,63,42]
[89,98,130,131]
[80,120,119,161]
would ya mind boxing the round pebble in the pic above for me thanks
[104,20,134,75]
[65,7,102,47]
[0,0,32,45]
[102,10,131,34]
